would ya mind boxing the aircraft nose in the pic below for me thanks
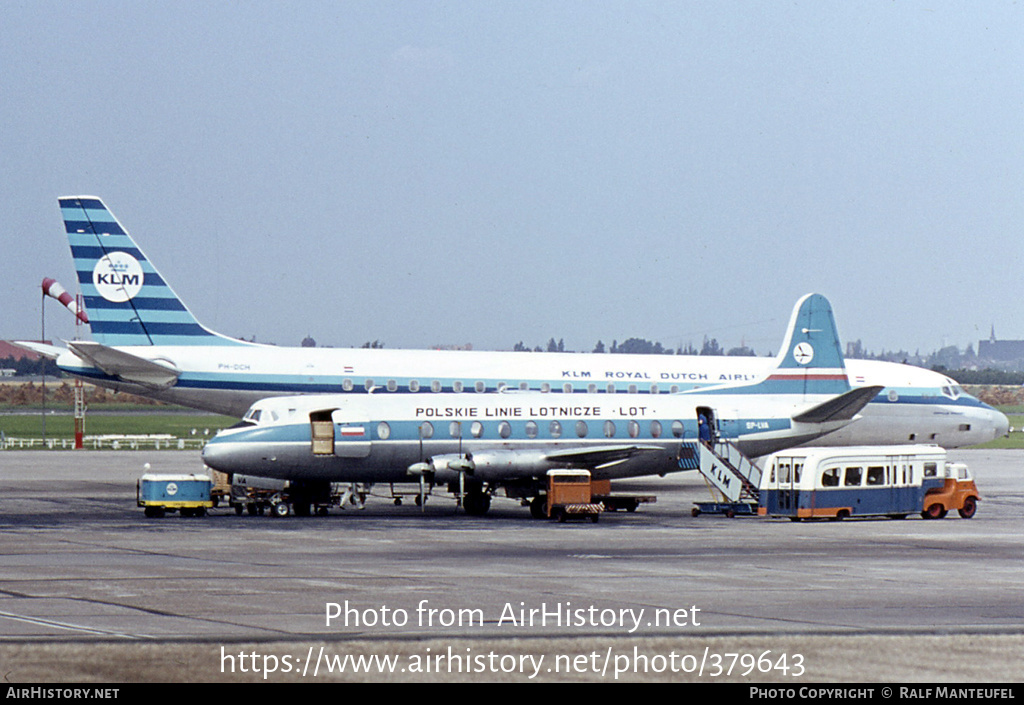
[201,437,235,472]
[992,408,1010,439]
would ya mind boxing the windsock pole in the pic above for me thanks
[41,278,90,448]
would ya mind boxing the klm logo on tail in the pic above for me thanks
[60,196,247,347]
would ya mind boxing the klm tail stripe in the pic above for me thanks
[59,195,247,347]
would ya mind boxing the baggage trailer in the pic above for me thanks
[137,473,213,518]
[590,479,656,513]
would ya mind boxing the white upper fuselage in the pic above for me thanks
[57,343,1008,449]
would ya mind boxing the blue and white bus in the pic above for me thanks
[758,445,979,520]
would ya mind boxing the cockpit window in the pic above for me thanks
[941,385,962,400]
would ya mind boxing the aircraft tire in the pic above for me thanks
[463,492,491,517]
[530,496,547,520]
[272,502,290,518]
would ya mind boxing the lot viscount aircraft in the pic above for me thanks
[201,293,883,516]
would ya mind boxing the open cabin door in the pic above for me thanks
[310,408,372,458]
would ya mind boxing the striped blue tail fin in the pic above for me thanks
[60,196,247,347]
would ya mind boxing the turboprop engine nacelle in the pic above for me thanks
[417,450,554,483]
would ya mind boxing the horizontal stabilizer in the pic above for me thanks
[792,385,884,424]
[68,340,180,389]
[11,341,67,360]
[544,444,664,468]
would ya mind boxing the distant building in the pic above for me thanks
[977,327,1024,362]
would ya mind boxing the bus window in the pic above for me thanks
[844,466,863,486]
[794,463,803,483]
[867,466,885,486]
[821,468,840,487]
[779,463,791,483]
[924,462,937,477]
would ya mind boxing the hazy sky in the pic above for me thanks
[2,1,1021,355]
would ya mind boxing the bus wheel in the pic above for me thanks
[958,497,978,519]
[922,503,944,519]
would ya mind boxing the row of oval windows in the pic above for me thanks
[373,419,689,441]
[343,379,687,394]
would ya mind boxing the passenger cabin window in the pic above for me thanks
[603,421,616,438]
[364,379,374,391]
[525,421,538,438]
[409,380,420,392]
[471,421,484,438]
[342,379,354,391]
[541,383,551,393]
[449,422,461,438]
[606,383,616,394]
[844,466,863,486]
[475,381,486,393]
[386,379,397,392]
[575,421,588,438]
[431,380,442,393]
[650,420,662,438]
[419,422,434,439]
[563,383,573,393]
[627,420,640,438]
[453,381,464,393]
[549,421,562,438]
[519,382,529,391]
[377,422,391,440]
[671,420,684,438]
[498,421,512,438]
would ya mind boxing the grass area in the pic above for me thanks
[0,413,236,440]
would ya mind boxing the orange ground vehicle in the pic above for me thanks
[921,462,980,519]
[546,470,602,523]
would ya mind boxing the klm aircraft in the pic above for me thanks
[21,196,1008,449]
[202,293,882,516]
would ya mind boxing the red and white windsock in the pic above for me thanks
[42,277,89,324]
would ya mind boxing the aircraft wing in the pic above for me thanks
[11,341,67,360]
[543,444,666,469]
[67,340,180,389]
[792,385,884,424]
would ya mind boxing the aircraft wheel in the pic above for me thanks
[691,508,701,517]
[247,503,258,516]
[530,496,547,520]
[958,496,978,519]
[272,502,290,518]
[463,492,491,517]
[234,504,243,516]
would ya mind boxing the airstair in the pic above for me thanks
[693,440,763,514]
